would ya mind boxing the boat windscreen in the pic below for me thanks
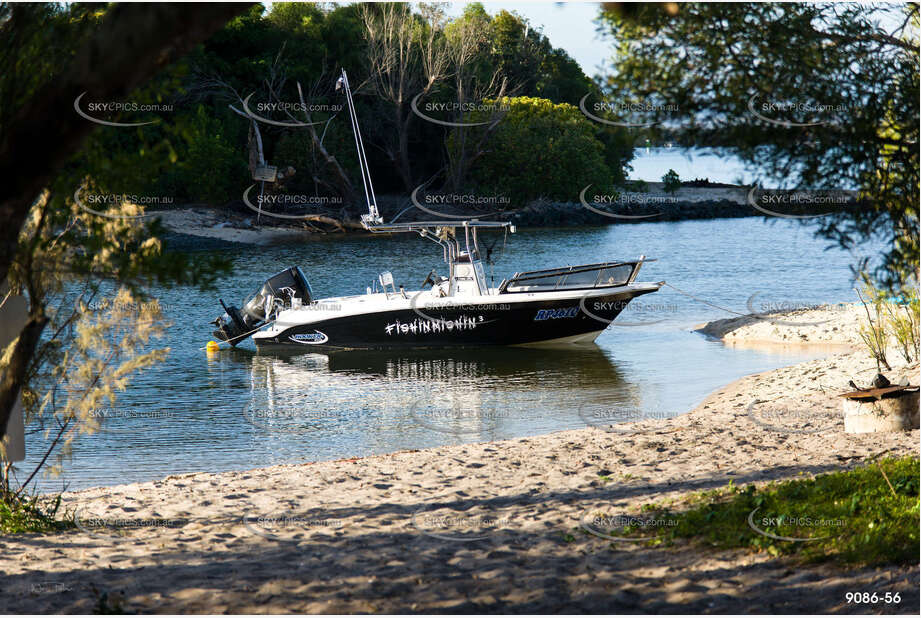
[500,263,635,293]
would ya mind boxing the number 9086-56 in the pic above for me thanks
[845,592,901,604]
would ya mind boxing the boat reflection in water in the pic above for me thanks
[228,345,647,442]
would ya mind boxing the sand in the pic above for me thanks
[2,305,918,614]
[695,302,868,346]
[153,207,318,246]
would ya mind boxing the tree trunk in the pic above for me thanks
[0,316,47,443]
[0,3,252,287]
[396,105,415,191]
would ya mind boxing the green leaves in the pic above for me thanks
[661,169,681,193]
[0,491,73,534]
[458,96,617,204]
[598,2,919,289]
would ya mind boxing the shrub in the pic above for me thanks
[661,168,681,193]
[884,286,920,363]
[456,96,617,205]
[176,106,249,206]
[855,282,891,370]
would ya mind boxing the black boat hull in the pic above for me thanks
[253,288,657,350]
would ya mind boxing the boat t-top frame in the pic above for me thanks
[337,69,513,259]
[336,69,656,300]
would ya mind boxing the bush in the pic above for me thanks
[176,106,249,206]
[0,491,73,534]
[456,96,617,205]
[661,168,681,193]
[883,286,920,363]
[620,179,649,193]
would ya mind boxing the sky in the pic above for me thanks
[438,1,611,77]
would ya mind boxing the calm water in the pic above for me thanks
[24,218,870,492]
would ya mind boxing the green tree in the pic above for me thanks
[458,96,616,204]
[598,2,919,289]
[489,9,594,105]
[662,169,681,193]
[0,2,249,293]
[179,106,249,206]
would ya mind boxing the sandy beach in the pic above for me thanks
[2,305,918,614]
[153,207,319,246]
[695,302,866,346]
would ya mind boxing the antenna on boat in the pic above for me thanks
[337,69,382,228]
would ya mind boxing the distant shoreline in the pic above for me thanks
[151,184,849,248]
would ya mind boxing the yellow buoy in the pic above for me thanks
[206,341,221,352]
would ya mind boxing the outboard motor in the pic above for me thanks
[211,266,312,346]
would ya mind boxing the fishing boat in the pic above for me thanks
[210,70,663,350]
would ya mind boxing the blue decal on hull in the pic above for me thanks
[534,307,579,321]
[289,331,329,344]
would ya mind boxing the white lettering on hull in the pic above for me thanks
[385,315,486,336]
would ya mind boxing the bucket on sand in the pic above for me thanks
[840,385,920,434]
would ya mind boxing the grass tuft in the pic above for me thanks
[0,490,75,534]
[621,456,919,566]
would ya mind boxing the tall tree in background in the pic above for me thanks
[598,2,919,289]
[441,4,509,193]
[359,2,450,191]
